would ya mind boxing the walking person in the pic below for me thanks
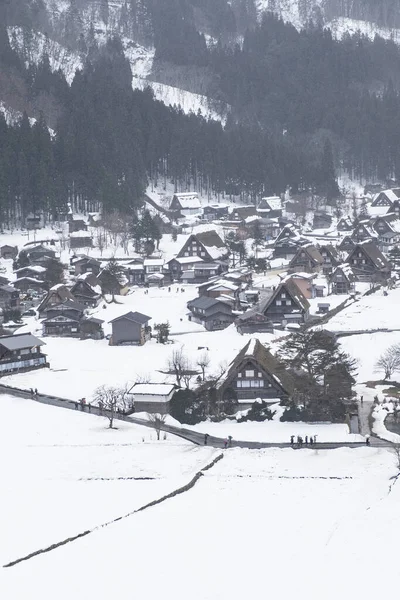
[360,395,364,405]
[204,433,209,446]
[88,403,91,413]
[228,435,232,448]
[290,435,295,445]
[34,388,38,396]
[366,435,370,446]
[305,435,308,445]
[223,438,228,449]
[74,401,79,410]
[309,436,314,446]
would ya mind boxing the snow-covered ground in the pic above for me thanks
[340,332,400,383]
[326,286,400,332]
[179,416,362,443]
[3,443,398,599]
[0,394,216,567]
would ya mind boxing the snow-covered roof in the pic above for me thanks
[245,215,261,224]
[207,280,239,292]
[128,383,176,397]
[70,231,92,238]
[173,193,201,209]
[144,258,164,266]
[260,196,282,211]
[175,256,204,265]
[15,265,46,274]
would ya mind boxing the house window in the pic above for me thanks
[362,259,366,264]
[276,300,282,306]
[285,300,291,306]
[281,293,286,298]
[245,369,255,377]
[238,373,242,378]
[200,251,206,256]
[184,252,189,257]
[257,372,262,377]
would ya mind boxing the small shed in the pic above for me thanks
[0,245,18,260]
[127,383,176,414]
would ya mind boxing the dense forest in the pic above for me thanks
[0,24,338,226]
[4,5,400,224]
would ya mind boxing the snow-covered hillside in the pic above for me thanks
[256,0,400,42]
[8,26,83,84]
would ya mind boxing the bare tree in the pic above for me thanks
[96,230,106,256]
[147,413,167,440]
[166,348,190,387]
[93,384,128,428]
[375,345,400,380]
[197,351,210,381]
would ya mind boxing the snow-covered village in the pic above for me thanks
[2,183,400,598]
[4,0,400,598]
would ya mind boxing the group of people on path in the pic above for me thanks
[290,435,317,446]
[74,398,90,411]
[203,434,233,448]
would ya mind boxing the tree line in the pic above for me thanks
[0,29,338,227]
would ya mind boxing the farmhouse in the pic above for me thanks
[329,264,357,295]
[37,284,77,317]
[0,285,20,310]
[259,278,310,326]
[346,241,391,282]
[187,296,234,331]
[70,277,102,307]
[215,338,295,409]
[71,256,101,276]
[109,311,151,346]
[371,188,400,207]
[0,332,48,375]
[319,244,341,274]
[169,192,202,217]
[176,231,229,263]
[288,245,324,274]
[25,244,56,265]
[256,196,283,218]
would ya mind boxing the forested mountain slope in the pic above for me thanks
[3,2,400,226]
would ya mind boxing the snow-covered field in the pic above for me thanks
[340,332,400,383]
[326,286,400,332]
[3,441,398,599]
[0,394,216,567]
[183,416,362,443]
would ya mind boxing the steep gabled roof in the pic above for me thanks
[215,338,296,396]
[319,244,341,262]
[260,279,310,314]
[291,244,324,266]
[347,241,391,270]
[330,263,357,282]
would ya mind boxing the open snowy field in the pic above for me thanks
[340,331,400,383]
[182,416,362,443]
[326,286,400,332]
[0,395,216,567]
[3,445,398,599]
